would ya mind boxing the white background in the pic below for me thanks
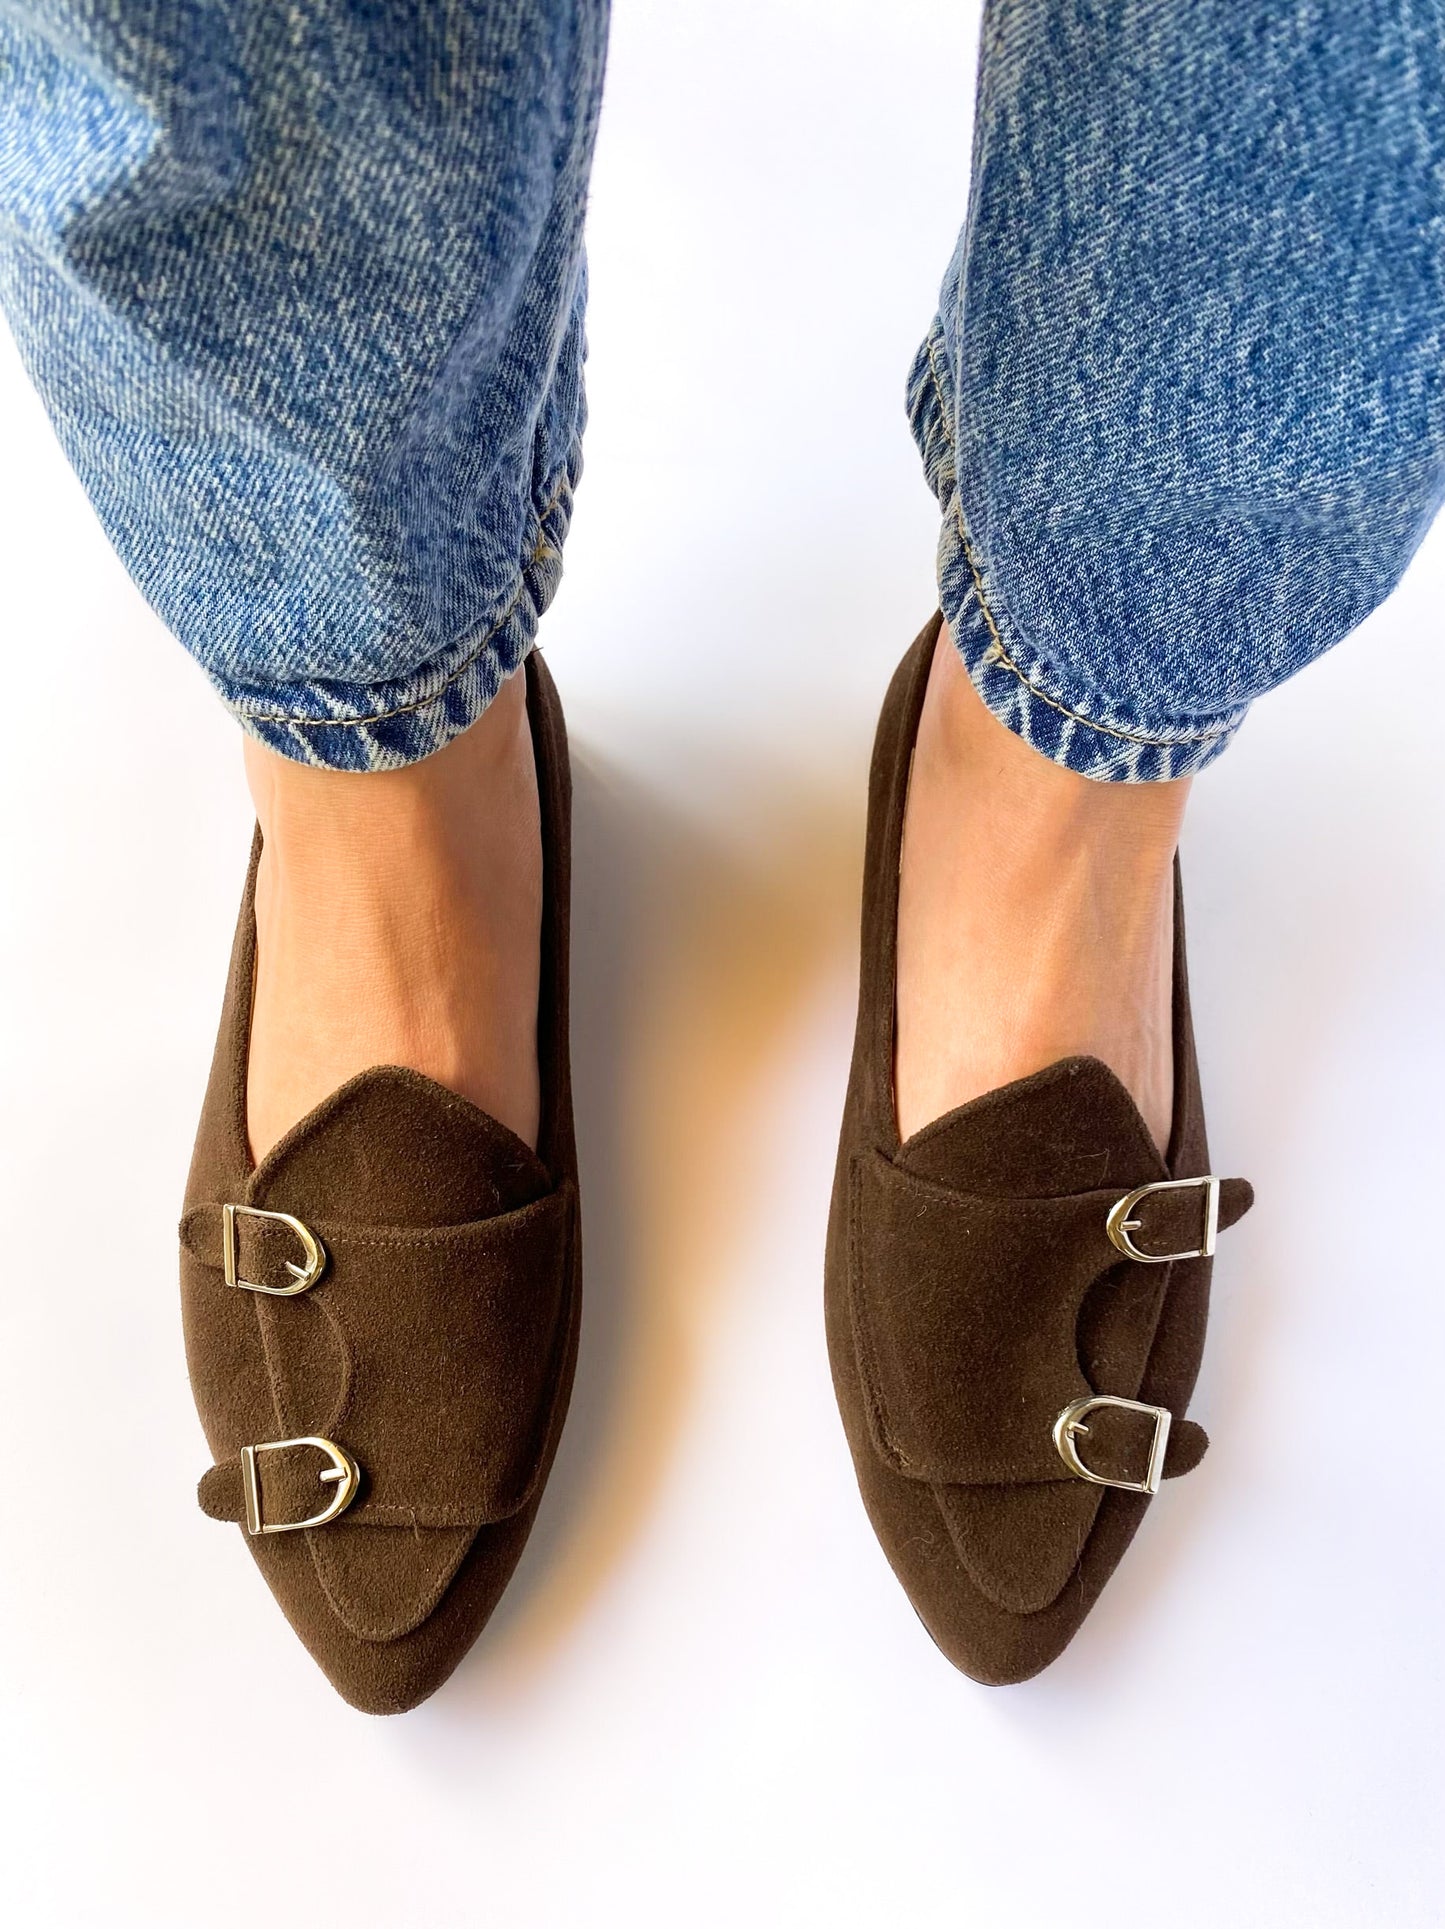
[1,3,1441,1924]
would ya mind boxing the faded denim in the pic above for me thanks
[914,0,1445,778]
[2,2,1442,777]
[0,2,608,769]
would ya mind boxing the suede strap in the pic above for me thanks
[181,1185,574,1530]
[848,1148,1250,1490]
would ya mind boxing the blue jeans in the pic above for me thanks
[2,3,1441,779]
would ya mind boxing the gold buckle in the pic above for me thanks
[1053,1395,1172,1495]
[222,1204,326,1296]
[1106,1176,1221,1264]
[240,1436,361,1536]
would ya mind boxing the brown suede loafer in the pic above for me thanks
[825,616,1253,1684]
[179,653,580,1714]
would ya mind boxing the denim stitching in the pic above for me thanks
[922,331,1238,753]
[951,503,1237,751]
[231,471,572,730]
[920,327,959,494]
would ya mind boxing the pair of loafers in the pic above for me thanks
[180,630,1251,1711]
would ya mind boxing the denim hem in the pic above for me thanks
[213,454,580,771]
[907,320,1248,783]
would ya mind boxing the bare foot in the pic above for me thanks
[242,667,542,1161]
[895,624,1187,1153]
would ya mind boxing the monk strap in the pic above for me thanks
[1105,1175,1222,1265]
[239,1436,361,1535]
[221,1202,327,1296]
[1053,1395,1173,1495]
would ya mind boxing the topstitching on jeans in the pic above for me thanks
[227,469,573,730]
[922,331,1238,754]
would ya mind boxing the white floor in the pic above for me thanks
[1,5,1442,1925]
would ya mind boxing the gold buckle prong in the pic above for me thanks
[1053,1395,1172,1495]
[222,1203,326,1296]
[240,1436,360,1536]
[1106,1176,1221,1264]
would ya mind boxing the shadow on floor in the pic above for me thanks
[437,735,865,1702]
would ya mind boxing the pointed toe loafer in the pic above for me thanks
[825,617,1254,1683]
[179,654,580,1713]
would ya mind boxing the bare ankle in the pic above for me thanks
[242,666,532,866]
[895,624,1185,1151]
[240,667,542,1159]
[923,623,1190,876]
